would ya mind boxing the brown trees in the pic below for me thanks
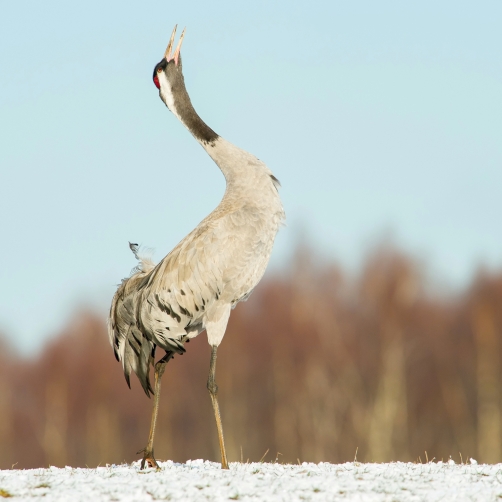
[1,247,502,468]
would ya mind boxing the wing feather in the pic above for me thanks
[109,199,281,395]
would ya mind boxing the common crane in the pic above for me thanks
[108,25,285,469]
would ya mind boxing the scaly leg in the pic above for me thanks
[207,345,229,469]
[137,352,172,469]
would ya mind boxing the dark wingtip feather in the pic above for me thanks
[270,174,281,189]
[139,375,153,398]
[129,242,140,260]
[124,372,131,389]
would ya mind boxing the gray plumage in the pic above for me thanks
[108,30,285,402]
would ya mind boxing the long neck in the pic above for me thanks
[202,138,258,188]
[162,71,272,195]
[168,78,219,146]
[169,83,258,187]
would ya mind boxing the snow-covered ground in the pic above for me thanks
[1,459,502,501]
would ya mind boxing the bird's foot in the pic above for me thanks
[137,447,159,469]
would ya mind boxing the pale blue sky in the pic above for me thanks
[1,1,501,353]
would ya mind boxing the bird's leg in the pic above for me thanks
[207,345,229,469]
[137,352,171,469]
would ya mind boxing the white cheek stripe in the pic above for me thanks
[158,72,182,122]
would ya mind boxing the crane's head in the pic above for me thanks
[151,26,218,143]
[152,25,186,113]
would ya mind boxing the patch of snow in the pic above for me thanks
[1,461,502,501]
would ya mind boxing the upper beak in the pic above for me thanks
[164,25,186,66]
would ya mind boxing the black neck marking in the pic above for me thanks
[163,59,219,145]
[173,84,219,145]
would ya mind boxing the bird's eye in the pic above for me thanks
[157,67,163,73]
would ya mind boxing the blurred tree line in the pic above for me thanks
[1,245,502,468]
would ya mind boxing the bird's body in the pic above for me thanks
[108,26,284,468]
[110,137,284,392]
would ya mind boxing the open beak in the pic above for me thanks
[164,25,186,66]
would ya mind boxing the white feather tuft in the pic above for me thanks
[129,242,156,274]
